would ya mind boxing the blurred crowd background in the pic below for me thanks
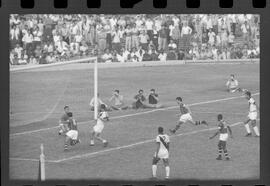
[10,14,260,65]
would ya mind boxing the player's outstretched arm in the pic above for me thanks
[209,131,219,139]
[227,126,233,138]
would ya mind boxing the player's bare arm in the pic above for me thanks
[155,142,160,158]
[227,126,233,138]
[209,131,220,139]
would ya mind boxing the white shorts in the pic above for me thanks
[66,130,78,140]
[219,133,228,141]
[93,124,104,133]
[179,113,193,123]
[154,149,169,159]
[248,112,257,120]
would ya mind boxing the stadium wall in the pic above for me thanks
[10,58,260,72]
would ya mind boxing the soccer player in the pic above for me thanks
[109,90,129,110]
[58,105,70,135]
[170,97,207,134]
[148,89,164,108]
[243,91,260,137]
[152,127,170,179]
[226,74,242,93]
[209,114,233,160]
[64,112,80,151]
[90,104,109,147]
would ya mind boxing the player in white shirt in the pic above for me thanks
[152,127,170,179]
[90,104,109,147]
[243,91,260,137]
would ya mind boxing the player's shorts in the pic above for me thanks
[248,111,257,120]
[66,130,78,140]
[93,123,104,133]
[219,133,228,141]
[179,113,193,123]
[218,140,227,149]
[154,149,169,159]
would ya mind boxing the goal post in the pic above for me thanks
[94,57,98,120]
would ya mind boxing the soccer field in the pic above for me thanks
[9,62,260,180]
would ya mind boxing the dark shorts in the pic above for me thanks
[218,140,227,149]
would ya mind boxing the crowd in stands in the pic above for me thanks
[10,14,260,65]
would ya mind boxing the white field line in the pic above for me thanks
[10,120,252,163]
[10,92,259,137]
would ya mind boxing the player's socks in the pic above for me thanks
[224,150,230,160]
[244,124,251,134]
[253,126,260,136]
[216,148,222,160]
[165,166,170,178]
[245,133,252,137]
[103,140,108,147]
[152,165,157,177]
[90,140,94,146]
[64,144,68,151]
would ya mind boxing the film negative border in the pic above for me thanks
[1,0,270,186]
[0,0,268,9]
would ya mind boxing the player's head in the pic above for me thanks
[138,89,144,94]
[114,89,120,95]
[158,127,164,134]
[150,89,155,94]
[176,97,183,104]
[245,91,251,99]
[100,104,106,111]
[217,114,223,121]
[230,74,235,80]
[64,105,69,113]
[67,112,73,118]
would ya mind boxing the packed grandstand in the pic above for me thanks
[10,14,260,65]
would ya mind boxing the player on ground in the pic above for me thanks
[209,114,233,160]
[64,112,80,151]
[90,104,109,147]
[170,97,207,134]
[152,127,170,179]
[58,105,70,135]
[243,91,260,137]
[109,89,129,110]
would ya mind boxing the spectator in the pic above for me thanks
[158,50,167,61]
[148,89,164,108]
[102,49,113,63]
[109,90,129,110]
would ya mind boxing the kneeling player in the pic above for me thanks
[170,97,207,134]
[90,104,109,147]
[64,112,80,151]
[243,91,260,137]
[209,114,233,160]
[152,127,170,179]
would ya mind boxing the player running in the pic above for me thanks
[170,97,207,134]
[64,112,80,151]
[209,114,233,160]
[243,91,260,137]
[58,105,70,135]
[152,127,170,180]
[90,104,109,147]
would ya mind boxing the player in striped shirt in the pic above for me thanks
[58,105,70,135]
[243,91,260,137]
[209,114,232,160]
[152,127,170,179]
[170,97,207,134]
[90,104,109,147]
[209,114,233,160]
[64,112,80,151]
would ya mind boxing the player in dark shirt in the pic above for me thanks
[209,114,233,160]
[58,105,70,135]
[148,89,164,108]
[64,112,80,151]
